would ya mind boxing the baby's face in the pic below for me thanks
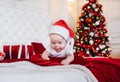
[49,34,67,52]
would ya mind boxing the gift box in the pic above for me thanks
[3,45,34,60]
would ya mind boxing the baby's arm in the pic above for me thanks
[61,53,74,65]
[41,50,50,60]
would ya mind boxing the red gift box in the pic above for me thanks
[3,45,34,60]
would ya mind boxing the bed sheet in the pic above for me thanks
[0,61,98,82]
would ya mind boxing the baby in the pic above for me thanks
[41,20,74,65]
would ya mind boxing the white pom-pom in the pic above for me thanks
[81,41,83,43]
[84,27,89,30]
[95,8,98,11]
[89,13,92,17]
[89,40,94,45]
[99,45,106,49]
[87,6,91,9]
[92,4,96,8]
[89,32,94,36]
[81,18,84,21]
[95,20,100,25]
[86,50,90,54]
[96,47,99,51]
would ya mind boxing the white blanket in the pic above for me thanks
[0,61,98,82]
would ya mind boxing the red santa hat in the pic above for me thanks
[49,20,74,53]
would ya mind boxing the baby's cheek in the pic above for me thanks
[62,44,66,49]
[51,45,55,49]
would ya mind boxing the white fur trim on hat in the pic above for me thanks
[50,26,69,41]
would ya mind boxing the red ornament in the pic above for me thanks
[85,18,92,23]
[100,34,104,37]
[97,39,101,43]
[91,12,95,16]
[90,0,97,3]
[87,45,91,48]
[94,33,99,37]
[81,13,85,17]
[0,51,6,60]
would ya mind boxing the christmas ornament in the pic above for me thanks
[84,27,88,29]
[89,40,94,45]
[85,18,92,23]
[86,50,90,54]
[89,32,94,36]
[95,8,99,12]
[92,3,96,8]
[99,45,106,49]
[87,6,91,9]
[95,20,100,25]
[0,51,6,60]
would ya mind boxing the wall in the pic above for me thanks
[0,0,69,23]
[105,0,120,58]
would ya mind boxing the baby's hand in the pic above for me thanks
[41,54,50,60]
[61,59,70,65]
[41,50,50,60]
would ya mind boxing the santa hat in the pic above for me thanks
[49,20,74,53]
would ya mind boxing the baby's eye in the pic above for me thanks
[58,42,62,44]
[52,42,56,44]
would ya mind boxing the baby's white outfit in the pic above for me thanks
[46,44,73,58]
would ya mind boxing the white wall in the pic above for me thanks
[0,0,69,23]
[100,0,120,57]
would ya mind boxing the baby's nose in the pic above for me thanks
[55,43,59,47]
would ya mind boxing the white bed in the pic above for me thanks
[0,61,97,82]
[0,3,98,82]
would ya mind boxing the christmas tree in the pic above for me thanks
[74,0,111,57]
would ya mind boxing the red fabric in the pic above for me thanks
[84,57,120,82]
[30,55,63,66]
[30,54,120,82]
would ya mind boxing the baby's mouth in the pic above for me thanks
[55,48,61,52]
